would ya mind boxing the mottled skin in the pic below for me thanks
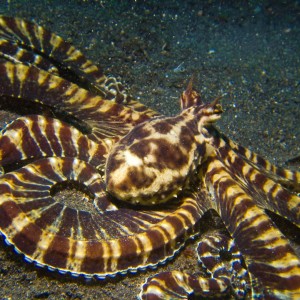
[0,16,299,300]
[106,92,222,205]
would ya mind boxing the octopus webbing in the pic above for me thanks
[0,16,299,299]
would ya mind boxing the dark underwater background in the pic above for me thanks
[0,1,299,299]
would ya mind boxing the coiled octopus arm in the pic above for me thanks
[0,16,298,300]
[140,134,300,299]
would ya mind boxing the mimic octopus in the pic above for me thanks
[0,16,299,299]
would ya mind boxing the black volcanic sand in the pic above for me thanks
[0,1,299,299]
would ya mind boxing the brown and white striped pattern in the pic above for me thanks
[220,132,300,191]
[0,15,124,102]
[0,61,158,141]
[140,232,249,299]
[0,15,160,117]
[0,115,111,170]
[0,157,203,277]
[0,16,299,300]
[0,38,59,75]
[211,131,300,226]
[204,156,300,299]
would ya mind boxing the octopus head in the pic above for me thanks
[105,88,223,206]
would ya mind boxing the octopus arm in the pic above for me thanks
[0,156,205,279]
[204,155,300,298]
[0,15,158,115]
[0,15,118,100]
[0,115,109,170]
[139,230,250,299]
[0,39,60,77]
[219,131,300,192]
[0,61,154,140]
[211,132,300,226]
